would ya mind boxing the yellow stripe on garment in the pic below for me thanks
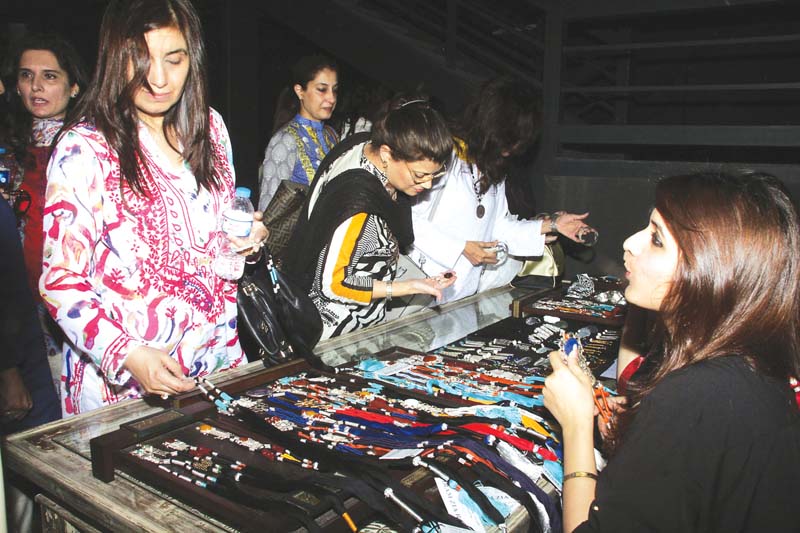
[330,212,373,303]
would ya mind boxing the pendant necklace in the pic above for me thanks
[470,165,485,219]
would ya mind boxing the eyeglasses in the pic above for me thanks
[405,161,447,184]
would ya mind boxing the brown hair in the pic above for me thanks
[454,76,542,192]
[62,0,219,196]
[370,96,453,165]
[611,171,800,450]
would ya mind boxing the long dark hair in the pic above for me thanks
[272,55,338,134]
[612,171,800,450]
[370,96,453,165]
[6,33,87,162]
[454,77,541,193]
[62,0,219,196]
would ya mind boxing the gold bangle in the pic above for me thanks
[563,471,598,482]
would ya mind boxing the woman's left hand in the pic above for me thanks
[552,212,592,243]
[228,211,269,255]
[543,350,596,433]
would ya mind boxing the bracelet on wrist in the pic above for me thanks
[550,213,561,234]
[386,280,393,302]
[563,471,598,482]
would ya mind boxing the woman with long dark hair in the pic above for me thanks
[283,98,456,339]
[41,0,266,415]
[544,171,800,532]
[257,55,339,210]
[5,34,87,295]
[408,77,595,304]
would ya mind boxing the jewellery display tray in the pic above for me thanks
[511,277,627,328]
[90,349,538,533]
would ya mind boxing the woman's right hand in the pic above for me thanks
[463,241,499,266]
[393,271,457,302]
[543,350,596,433]
[123,346,195,398]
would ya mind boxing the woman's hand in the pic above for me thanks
[551,212,594,243]
[227,211,269,256]
[123,346,195,398]
[598,395,627,441]
[0,367,33,422]
[543,350,596,433]
[390,271,457,302]
[463,240,499,266]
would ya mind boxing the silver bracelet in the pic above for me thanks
[386,280,393,302]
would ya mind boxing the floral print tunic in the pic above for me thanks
[41,110,244,415]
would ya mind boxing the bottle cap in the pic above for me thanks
[234,187,251,198]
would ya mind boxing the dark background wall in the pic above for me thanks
[4,0,799,280]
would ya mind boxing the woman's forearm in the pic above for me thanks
[561,422,598,533]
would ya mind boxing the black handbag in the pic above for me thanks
[237,250,325,368]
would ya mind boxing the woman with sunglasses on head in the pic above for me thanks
[543,171,800,532]
[283,97,456,340]
[257,55,339,210]
[40,0,266,415]
[408,77,595,304]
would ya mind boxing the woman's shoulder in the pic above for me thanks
[651,355,797,430]
[208,107,230,140]
[54,120,110,154]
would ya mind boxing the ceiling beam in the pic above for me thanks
[562,0,784,20]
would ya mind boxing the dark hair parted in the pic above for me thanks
[455,77,542,192]
[272,55,338,134]
[6,33,88,160]
[611,171,800,451]
[63,0,219,196]
[370,96,453,165]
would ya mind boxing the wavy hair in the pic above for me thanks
[63,0,219,196]
[454,76,542,192]
[610,171,800,451]
[370,96,453,165]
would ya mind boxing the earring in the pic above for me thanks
[381,159,388,169]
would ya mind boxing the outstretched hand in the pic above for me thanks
[124,346,195,398]
[553,212,594,243]
[396,271,457,302]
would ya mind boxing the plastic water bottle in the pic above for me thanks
[221,187,254,238]
[215,187,254,281]
[0,147,11,190]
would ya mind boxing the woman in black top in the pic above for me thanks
[544,171,800,532]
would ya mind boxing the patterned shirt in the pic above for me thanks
[257,114,338,210]
[307,143,398,340]
[41,109,244,415]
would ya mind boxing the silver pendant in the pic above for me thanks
[476,204,485,218]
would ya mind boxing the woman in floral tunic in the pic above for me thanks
[41,0,266,415]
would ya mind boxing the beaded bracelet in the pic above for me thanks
[563,471,598,482]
